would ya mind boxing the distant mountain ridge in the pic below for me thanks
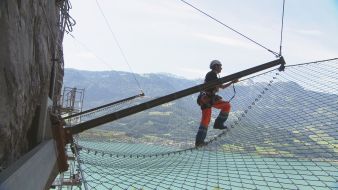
[64,68,200,109]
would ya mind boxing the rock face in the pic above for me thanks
[0,0,63,170]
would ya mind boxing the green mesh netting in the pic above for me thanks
[70,59,338,190]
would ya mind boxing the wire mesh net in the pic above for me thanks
[70,59,338,190]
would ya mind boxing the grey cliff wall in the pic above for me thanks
[0,0,62,170]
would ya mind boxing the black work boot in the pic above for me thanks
[213,112,229,130]
[195,125,208,147]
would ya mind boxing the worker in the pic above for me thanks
[195,60,238,147]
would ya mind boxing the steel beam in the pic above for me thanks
[67,57,285,135]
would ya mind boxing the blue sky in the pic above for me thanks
[63,0,338,79]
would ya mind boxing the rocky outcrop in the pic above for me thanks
[0,0,63,170]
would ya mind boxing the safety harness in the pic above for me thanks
[197,83,236,110]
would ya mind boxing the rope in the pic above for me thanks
[94,0,143,92]
[286,57,338,67]
[58,0,76,34]
[217,74,237,102]
[67,33,112,67]
[66,33,145,95]
[279,0,286,56]
[228,82,236,102]
[179,0,280,57]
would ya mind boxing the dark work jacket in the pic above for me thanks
[204,71,219,94]
[197,71,222,109]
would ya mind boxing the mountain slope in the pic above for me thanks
[63,69,199,109]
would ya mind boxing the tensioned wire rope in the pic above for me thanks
[72,58,338,190]
[76,0,285,97]
[64,36,145,123]
[178,0,287,108]
[64,0,144,103]
[65,0,287,123]
[94,0,142,92]
[179,0,286,58]
[63,34,144,118]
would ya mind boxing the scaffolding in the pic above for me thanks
[59,87,85,125]
[51,86,86,189]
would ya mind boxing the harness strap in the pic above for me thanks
[197,92,223,110]
[228,83,236,102]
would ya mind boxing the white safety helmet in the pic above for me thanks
[209,60,222,69]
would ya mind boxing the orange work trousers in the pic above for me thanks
[200,96,231,127]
